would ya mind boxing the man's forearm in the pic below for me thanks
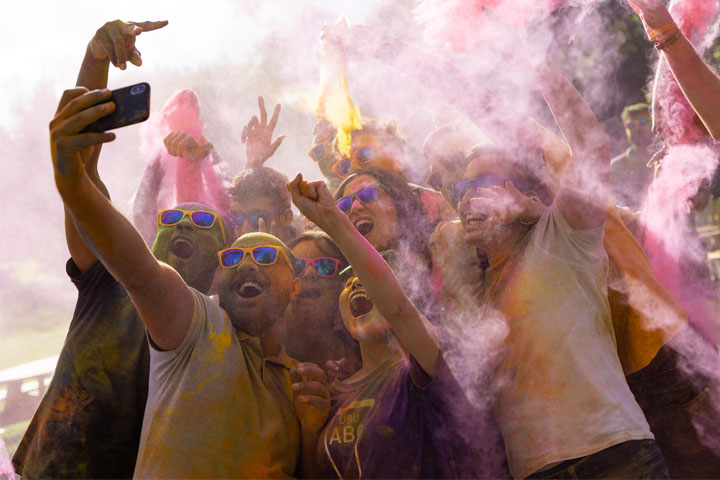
[661,34,720,140]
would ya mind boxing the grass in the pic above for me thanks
[0,324,68,371]
[0,419,30,459]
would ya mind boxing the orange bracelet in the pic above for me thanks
[655,29,682,50]
[648,22,678,41]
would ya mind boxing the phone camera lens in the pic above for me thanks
[131,84,146,95]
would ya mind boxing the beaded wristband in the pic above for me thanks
[655,29,681,50]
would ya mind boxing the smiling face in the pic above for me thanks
[338,274,391,342]
[152,203,226,294]
[218,233,298,336]
[458,153,535,254]
[339,175,399,252]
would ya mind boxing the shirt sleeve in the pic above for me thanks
[532,202,607,266]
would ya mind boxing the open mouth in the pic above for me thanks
[170,237,195,259]
[237,280,266,298]
[354,218,375,236]
[464,214,488,226]
[299,288,321,299]
[349,291,374,317]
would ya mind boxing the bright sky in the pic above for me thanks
[0,0,388,362]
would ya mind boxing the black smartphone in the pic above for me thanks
[82,82,150,133]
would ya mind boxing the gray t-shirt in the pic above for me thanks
[134,289,300,478]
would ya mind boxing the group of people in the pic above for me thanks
[10,0,720,478]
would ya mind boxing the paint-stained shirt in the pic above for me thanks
[486,204,653,479]
[12,260,149,479]
[318,355,506,479]
[133,289,300,478]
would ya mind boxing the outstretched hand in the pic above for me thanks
[88,20,168,70]
[164,131,213,161]
[242,96,285,169]
[625,0,674,34]
[51,88,116,181]
[291,363,331,432]
[467,182,544,226]
[287,173,340,231]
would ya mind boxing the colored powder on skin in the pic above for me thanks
[653,0,720,146]
[139,89,208,210]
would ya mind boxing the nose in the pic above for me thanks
[236,252,259,271]
[176,216,196,233]
[349,197,365,215]
[350,276,362,290]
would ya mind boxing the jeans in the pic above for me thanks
[527,439,669,479]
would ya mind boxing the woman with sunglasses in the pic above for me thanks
[287,174,502,479]
[282,231,361,377]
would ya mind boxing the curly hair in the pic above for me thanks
[229,167,290,211]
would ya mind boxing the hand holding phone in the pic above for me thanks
[82,83,150,133]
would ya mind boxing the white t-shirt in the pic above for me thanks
[134,289,300,478]
[486,204,653,479]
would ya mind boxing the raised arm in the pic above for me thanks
[628,0,720,140]
[69,19,167,270]
[537,62,611,229]
[241,96,285,169]
[287,174,440,376]
[321,22,542,154]
[52,88,193,351]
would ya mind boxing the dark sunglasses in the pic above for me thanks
[308,136,336,162]
[218,245,294,270]
[332,145,375,178]
[158,209,226,242]
[227,208,286,229]
[336,184,388,214]
[450,176,528,205]
[295,257,342,277]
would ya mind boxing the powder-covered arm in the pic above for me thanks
[628,0,720,141]
[287,174,440,377]
[52,88,194,352]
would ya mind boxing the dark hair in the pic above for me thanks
[334,167,432,271]
[288,230,349,271]
[465,145,553,206]
[288,229,360,360]
[229,167,290,211]
[351,118,406,153]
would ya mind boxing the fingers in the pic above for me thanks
[292,381,330,400]
[111,25,127,69]
[295,395,330,408]
[247,116,259,132]
[258,96,267,125]
[241,125,249,143]
[268,103,281,130]
[57,132,116,151]
[54,89,112,126]
[295,362,329,385]
[132,20,169,32]
[56,102,115,134]
[56,87,89,115]
[257,217,268,233]
[197,143,214,157]
[270,134,285,154]
[129,48,142,67]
